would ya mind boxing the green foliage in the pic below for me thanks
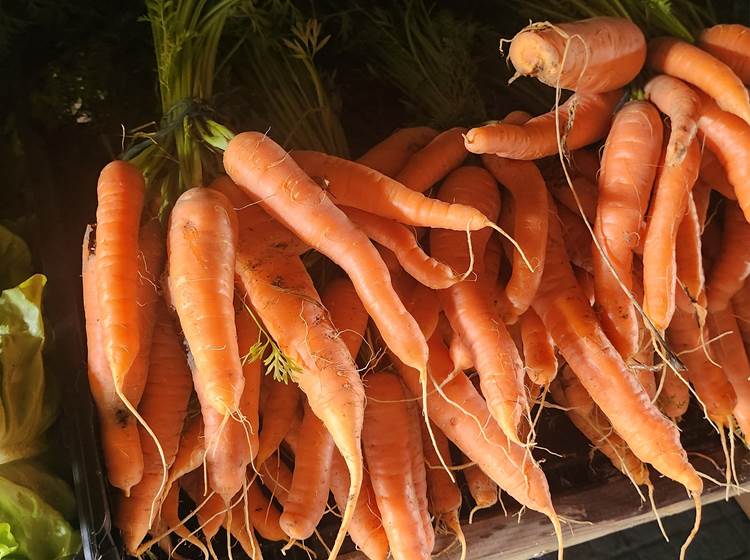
[239,306,301,383]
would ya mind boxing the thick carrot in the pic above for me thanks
[342,207,460,289]
[464,90,623,158]
[357,126,439,177]
[593,100,663,358]
[95,160,145,385]
[557,203,594,273]
[482,155,548,320]
[82,225,143,495]
[699,24,750,85]
[117,301,193,553]
[363,372,433,560]
[648,36,750,125]
[394,127,468,192]
[644,75,699,166]
[225,133,428,378]
[519,309,558,387]
[533,200,702,497]
[699,149,736,200]
[706,202,750,311]
[508,17,645,93]
[643,139,701,331]
[676,193,706,306]
[279,400,335,540]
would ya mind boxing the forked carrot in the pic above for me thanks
[644,75,699,166]
[357,126,438,177]
[699,24,750,85]
[394,127,468,192]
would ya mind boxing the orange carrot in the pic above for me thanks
[363,372,433,560]
[574,266,595,305]
[95,160,145,386]
[179,469,226,541]
[402,282,441,341]
[557,203,594,273]
[464,90,623,158]
[547,171,599,224]
[463,462,498,520]
[166,415,205,489]
[593,100,663,358]
[259,453,293,506]
[676,192,706,306]
[699,24,750,85]
[648,36,750,125]
[225,496,263,559]
[706,201,750,311]
[246,478,288,542]
[394,127,468,192]
[519,309,558,387]
[321,276,369,356]
[403,396,434,555]
[508,17,645,93]
[733,279,750,349]
[82,225,143,495]
[357,127,439,177]
[642,139,701,331]
[235,307,262,462]
[158,482,210,558]
[644,75,699,166]
[699,149,736,200]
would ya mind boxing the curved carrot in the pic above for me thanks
[699,149,736,201]
[594,100,663,358]
[464,90,622,158]
[394,127,468,192]
[644,75,699,166]
[706,202,750,311]
[519,309,558,387]
[179,469,226,541]
[357,126,438,177]
[256,378,301,466]
[363,372,433,560]
[482,155,548,320]
[342,207,460,289]
[259,453,293,506]
[82,225,143,495]
[699,24,750,85]
[95,160,145,389]
[225,132,428,378]
[246,479,287,542]
[166,415,204,489]
[508,17,645,93]
[648,36,750,125]
[643,139,701,331]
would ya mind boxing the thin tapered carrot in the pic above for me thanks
[644,76,699,166]
[533,200,702,499]
[464,90,623,158]
[706,202,750,311]
[648,36,750,125]
[508,17,645,93]
[394,127,468,192]
[225,496,263,559]
[699,150,736,201]
[643,139,701,331]
[82,225,143,495]
[259,453,293,506]
[158,482,210,558]
[402,282,441,341]
[117,301,193,553]
[225,132,428,379]
[463,460,498,521]
[692,180,712,230]
[519,309,558,387]
[280,400,335,540]
[256,378,301,466]
[437,313,473,373]
[557,203,594,273]
[363,372,433,560]
[357,126,438,177]
[342,207,460,289]
[246,478,288,542]
[166,415,204,489]
[482,155,548,320]
[699,24,750,85]
[403,395,434,555]
[676,192,706,306]
[574,266,595,305]
[235,306,262,462]
[179,469,226,541]
[95,160,145,386]
[593,100,663,358]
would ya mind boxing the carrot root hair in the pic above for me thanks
[679,494,701,560]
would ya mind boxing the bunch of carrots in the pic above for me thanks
[81,11,750,560]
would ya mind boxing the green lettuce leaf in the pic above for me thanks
[0,523,19,559]
[0,477,80,559]
[0,460,76,522]
[0,226,32,291]
[0,274,58,463]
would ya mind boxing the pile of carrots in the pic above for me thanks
[82,14,750,560]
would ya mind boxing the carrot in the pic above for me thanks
[321,276,370,356]
[648,36,750,125]
[357,126,439,177]
[699,24,750,85]
[593,100,663,358]
[401,282,441,341]
[557,203,594,273]
[95,160,145,387]
[655,362,690,422]
[432,167,527,443]
[225,132,428,378]
[166,415,205,489]
[225,496,263,559]
[235,307,262,462]
[394,127,468,192]
[570,149,601,183]
[696,92,750,220]
[394,334,563,556]
[256,378,301,466]
[158,482,210,558]
[547,171,599,224]
[692,180,712,230]
[464,90,623,158]
[342,207,461,289]
[362,372,433,560]
[463,462,498,521]
[259,453,293,506]
[279,400,335,540]
[644,75,700,166]
[437,313,474,373]
[708,305,750,438]
[179,469,227,541]
[706,202,750,311]
[676,192,706,306]
[533,200,702,505]
[642,139,701,331]
[117,301,193,553]
[574,266,595,305]
[508,17,645,93]
[246,478,288,542]
[483,155,548,320]
[82,225,143,495]
[733,279,750,349]
[403,396,434,555]
[699,149,736,200]
[519,309,558,387]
